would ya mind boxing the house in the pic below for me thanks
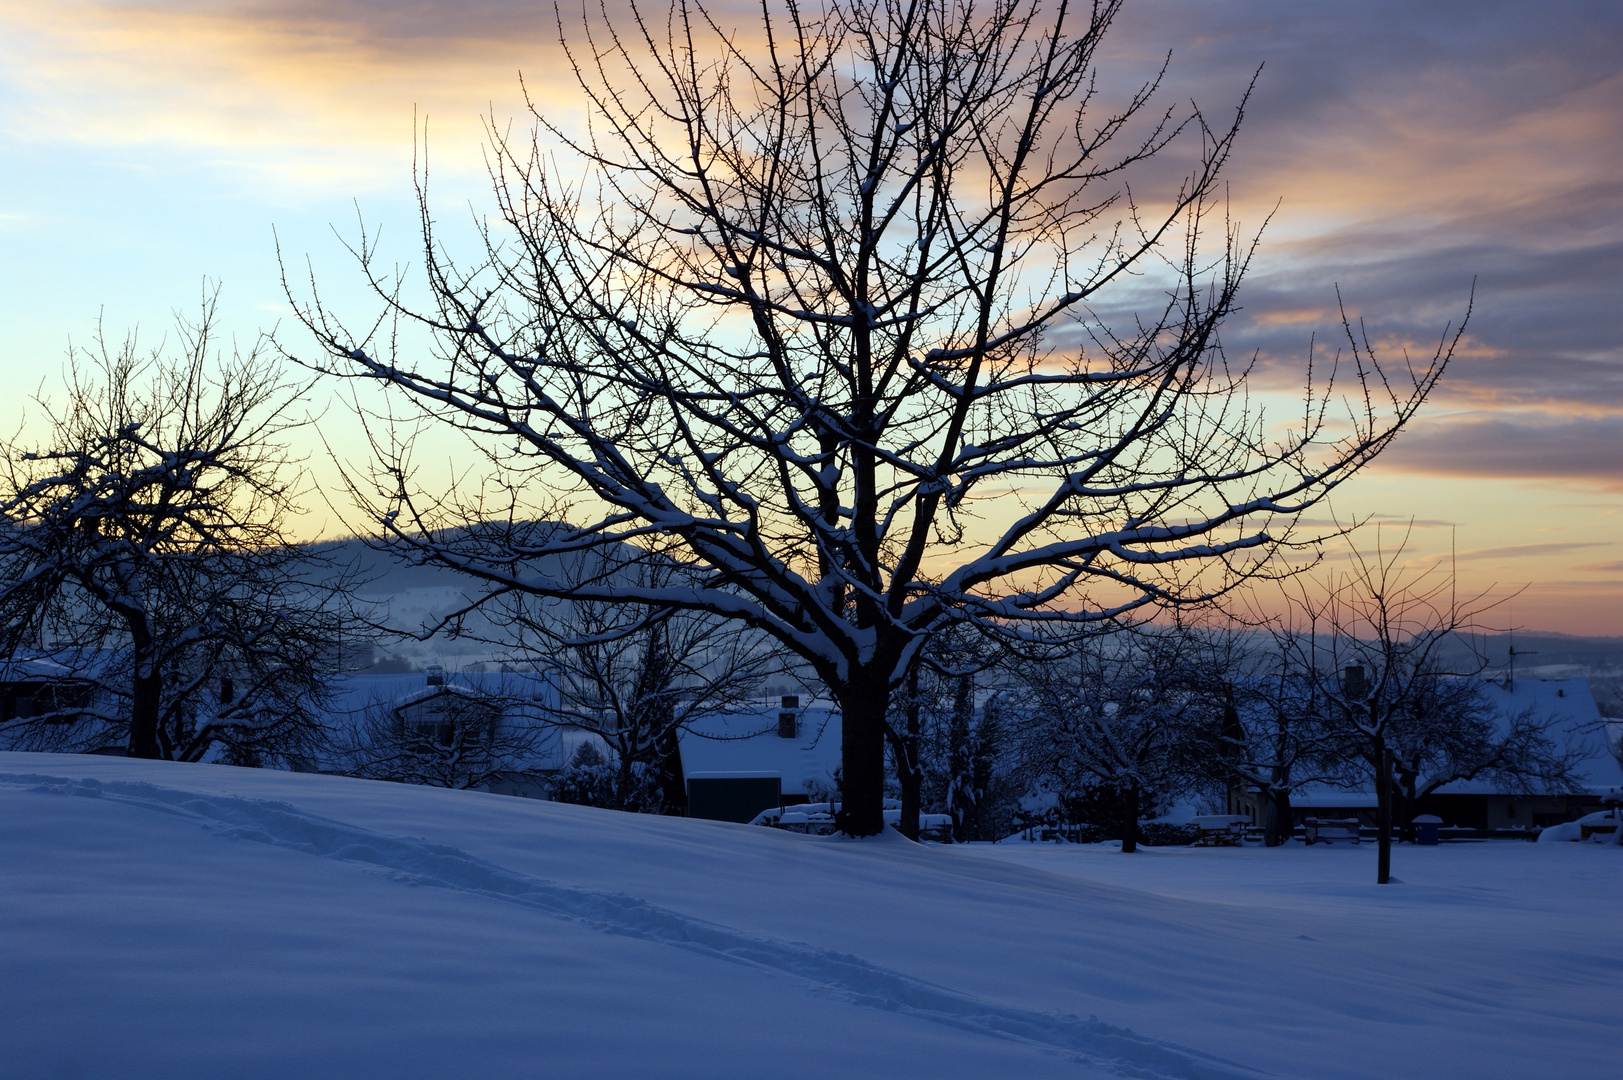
[1417,676,1622,831]
[0,653,118,754]
[312,667,570,797]
[0,657,95,726]
[1231,676,1623,834]
[676,695,843,822]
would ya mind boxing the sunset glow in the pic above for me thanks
[2,0,1618,632]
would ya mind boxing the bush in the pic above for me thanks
[551,743,618,807]
[1137,822,1198,847]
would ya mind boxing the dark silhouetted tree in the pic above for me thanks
[287,0,1464,834]
[0,292,353,763]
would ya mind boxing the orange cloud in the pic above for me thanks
[0,1,585,192]
[1251,307,1328,326]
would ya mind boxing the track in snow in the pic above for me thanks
[3,772,1267,1080]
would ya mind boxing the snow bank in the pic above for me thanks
[2,752,1617,1079]
[1538,808,1622,844]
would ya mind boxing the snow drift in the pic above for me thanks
[2,753,1616,1079]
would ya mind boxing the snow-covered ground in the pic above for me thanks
[2,754,1615,1079]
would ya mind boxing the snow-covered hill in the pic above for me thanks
[2,753,1615,1079]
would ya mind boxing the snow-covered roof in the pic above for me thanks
[1289,676,1621,802]
[323,671,556,718]
[315,670,565,772]
[0,648,119,682]
[677,699,843,795]
[0,657,76,682]
[1434,676,1620,796]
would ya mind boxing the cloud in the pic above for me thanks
[1572,561,1623,574]
[1452,541,1614,562]
[1096,1,1623,416]
[0,1,568,192]
[1377,412,1623,486]
[1363,515,1460,529]
[1232,230,1623,410]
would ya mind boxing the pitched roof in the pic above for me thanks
[1435,676,1619,796]
[677,699,843,795]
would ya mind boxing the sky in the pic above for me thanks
[1,0,1619,635]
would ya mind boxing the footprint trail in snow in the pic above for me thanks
[4,772,1268,1080]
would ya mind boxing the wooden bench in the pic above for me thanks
[1304,817,1361,845]
[1189,815,1249,846]
[1579,820,1619,842]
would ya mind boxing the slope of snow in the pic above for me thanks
[2,753,1616,1079]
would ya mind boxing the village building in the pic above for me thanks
[676,695,844,823]
[307,667,569,797]
[1229,676,1623,835]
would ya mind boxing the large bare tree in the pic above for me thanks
[0,293,353,763]
[287,0,1465,835]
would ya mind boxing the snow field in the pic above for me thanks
[2,753,1617,1079]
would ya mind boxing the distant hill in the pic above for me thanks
[1453,632,1623,716]
[303,530,676,675]
[301,536,1623,713]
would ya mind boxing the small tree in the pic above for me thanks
[1013,625,1221,851]
[1269,527,1577,881]
[551,742,621,809]
[0,293,352,763]
[397,545,780,813]
[1385,669,1575,843]
[535,594,779,813]
[288,0,1465,835]
[1215,644,1346,846]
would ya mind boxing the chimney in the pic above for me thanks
[219,677,235,705]
[426,664,445,687]
[778,695,799,739]
[1341,664,1368,701]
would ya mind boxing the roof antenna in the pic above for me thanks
[1507,640,1536,692]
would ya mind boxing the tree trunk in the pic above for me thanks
[1121,780,1140,853]
[614,744,637,813]
[655,728,687,815]
[893,665,923,841]
[1376,744,1393,884]
[127,668,163,759]
[836,677,889,837]
[1266,787,1293,847]
[1397,768,1418,844]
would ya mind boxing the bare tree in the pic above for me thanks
[286,0,1465,835]
[501,553,782,813]
[365,537,782,811]
[1012,625,1222,851]
[0,292,352,764]
[1266,527,1578,881]
[1215,642,1347,847]
[1385,677,1576,842]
